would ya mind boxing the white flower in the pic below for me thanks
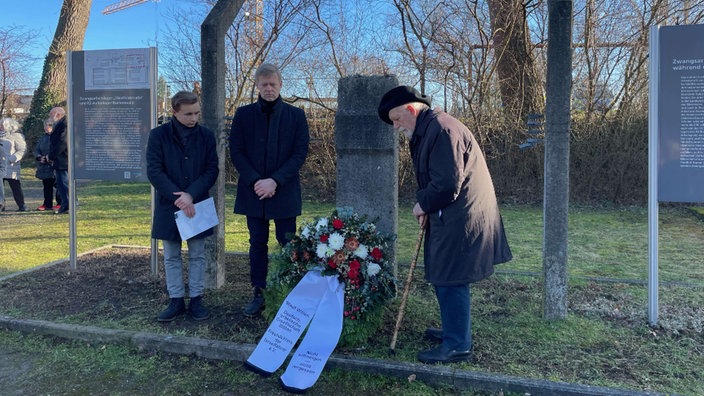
[367,263,381,276]
[316,243,329,258]
[301,226,311,238]
[354,244,368,259]
[316,217,329,230]
[328,232,344,250]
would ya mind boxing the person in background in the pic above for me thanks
[146,91,219,322]
[34,118,61,211]
[0,117,27,212]
[377,86,513,364]
[229,63,310,316]
[0,130,7,212]
[48,107,69,214]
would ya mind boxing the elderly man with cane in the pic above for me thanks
[378,86,513,364]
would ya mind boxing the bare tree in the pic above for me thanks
[286,0,391,110]
[487,0,544,123]
[24,0,92,146]
[0,26,38,117]
[159,0,315,114]
[387,0,446,94]
[304,0,390,79]
[429,0,495,123]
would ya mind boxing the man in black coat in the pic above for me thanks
[378,86,512,364]
[48,107,69,214]
[147,91,219,322]
[229,63,310,316]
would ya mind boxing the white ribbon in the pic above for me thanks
[246,271,345,391]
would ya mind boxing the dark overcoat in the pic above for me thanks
[49,117,68,171]
[146,120,219,242]
[34,134,54,180]
[229,97,309,219]
[411,109,512,286]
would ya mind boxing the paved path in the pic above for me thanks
[0,341,36,395]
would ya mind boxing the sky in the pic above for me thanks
[3,0,177,91]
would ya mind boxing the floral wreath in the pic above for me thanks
[268,210,397,341]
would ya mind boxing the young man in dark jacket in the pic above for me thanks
[378,86,513,364]
[229,63,310,316]
[147,91,219,322]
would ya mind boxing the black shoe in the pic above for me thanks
[243,361,273,377]
[17,205,27,212]
[188,296,210,321]
[278,377,306,394]
[157,297,186,322]
[243,287,265,316]
[54,207,69,214]
[424,327,443,343]
[417,344,472,364]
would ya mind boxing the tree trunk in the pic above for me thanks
[487,0,544,123]
[543,0,573,320]
[23,0,92,145]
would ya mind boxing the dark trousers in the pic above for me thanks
[3,178,25,209]
[41,178,61,208]
[435,284,472,351]
[246,216,297,288]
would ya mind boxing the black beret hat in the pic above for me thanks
[377,85,431,125]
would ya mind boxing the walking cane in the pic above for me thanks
[389,225,425,354]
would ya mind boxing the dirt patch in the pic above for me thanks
[0,248,271,343]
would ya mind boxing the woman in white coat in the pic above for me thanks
[0,117,27,211]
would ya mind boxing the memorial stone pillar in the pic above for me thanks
[335,75,399,267]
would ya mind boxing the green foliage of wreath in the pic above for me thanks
[263,211,397,347]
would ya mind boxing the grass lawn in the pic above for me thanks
[1,168,703,395]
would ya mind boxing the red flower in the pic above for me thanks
[328,259,337,269]
[370,247,383,261]
[332,219,344,229]
[348,267,360,279]
[349,259,361,271]
[320,234,329,243]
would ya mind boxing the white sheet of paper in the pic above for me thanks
[174,197,219,240]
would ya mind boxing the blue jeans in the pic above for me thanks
[54,169,69,212]
[246,216,296,288]
[162,238,206,298]
[435,284,472,351]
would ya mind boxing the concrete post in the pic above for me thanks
[335,75,399,267]
[543,0,573,319]
[200,0,244,289]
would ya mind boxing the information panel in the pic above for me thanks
[658,24,704,202]
[69,48,155,182]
